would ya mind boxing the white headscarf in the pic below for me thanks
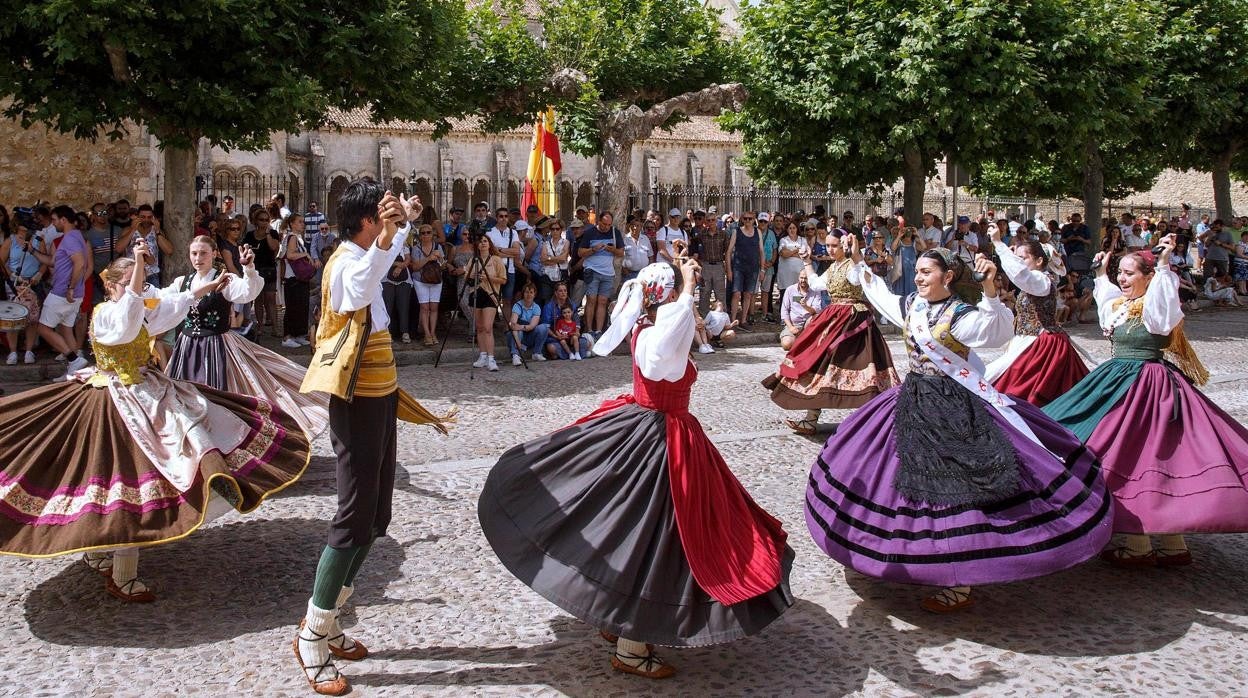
[593,263,676,356]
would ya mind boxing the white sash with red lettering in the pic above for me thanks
[907,298,1047,451]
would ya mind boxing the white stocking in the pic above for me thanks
[297,600,340,683]
[111,549,148,594]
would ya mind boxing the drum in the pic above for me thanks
[0,300,29,332]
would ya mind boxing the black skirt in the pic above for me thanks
[478,404,794,647]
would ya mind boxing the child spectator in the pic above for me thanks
[551,305,582,360]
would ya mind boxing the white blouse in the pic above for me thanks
[634,294,696,382]
[93,287,196,346]
[856,262,1014,349]
[1094,265,1183,335]
[170,265,264,304]
[994,241,1052,297]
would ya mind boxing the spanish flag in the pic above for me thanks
[521,107,561,220]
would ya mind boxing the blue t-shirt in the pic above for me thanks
[541,298,579,326]
[512,300,542,327]
[578,225,623,276]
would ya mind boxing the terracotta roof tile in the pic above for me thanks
[322,108,741,145]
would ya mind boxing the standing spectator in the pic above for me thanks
[303,201,327,243]
[506,282,548,365]
[1125,224,1147,251]
[486,207,521,304]
[83,203,114,306]
[537,218,570,304]
[380,231,414,344]
[944,215,979,263]
[279,214,313,348]
[566,218,589,308]
[410,223,444,346]
[1232,230,1248,296]
[443,207,468,246]
[1117,211,1135,238]
[32,205,58,253]
[841,210,861,239]
[540,281,593,359]
[725,211,763,328]
[1201,219,1234,279]
[219,195,241,223]
[469,235,508,372]
[217,216,245,275]
[577,211,624,336]
[775,221,809,293]
[694,212,728,315]
[271,193,292,230]
[621,216,653,285]
[447,232,477,338]
[759,213,780,322]
[309,221,336,263]
[655,207,687,266]
[864,231,893,279]
[890,225,919,296]
[918,212,943,251]
[1061,213,1092,273]
[117,204,172,286]
[32,206,89,374]
[245,208,280,335]
[0,223,43,364]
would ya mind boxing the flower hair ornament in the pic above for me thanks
[593,263,675,356]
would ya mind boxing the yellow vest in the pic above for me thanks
[299,244,455,432]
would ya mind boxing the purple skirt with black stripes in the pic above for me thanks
[805,374,1114,587]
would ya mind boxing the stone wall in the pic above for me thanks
[0,118,157,209]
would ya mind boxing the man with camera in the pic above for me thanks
[944,215,979,263]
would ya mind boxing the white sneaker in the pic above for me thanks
[401,333,411,344]
[531,352,546,362]
[281,338,301,348]
[295,337,311,346]
[571,352,581,361]
[698,343,715,354]
[473,353,490,368]
[511,353,522,366]
[23,351,35,364]
[4,352,15,365]
[67,356,90,373]
[54,353,66,362]
[487,357,499,372]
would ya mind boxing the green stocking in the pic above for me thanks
[344,541,374,588]
[311,545,358,610]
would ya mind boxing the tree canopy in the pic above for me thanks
[727,0,1066,220]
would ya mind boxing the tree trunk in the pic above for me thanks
[162,145,197,281]
[901,145,926,225]
[595,83,748,220]
[597,131,632,218]
[1081,138,1105,249]
[1211,147,1236,222]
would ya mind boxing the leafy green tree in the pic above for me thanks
[1152,0,1248,220]
[727,0,1066,222]
[0,0,473,277]
[472,0,742,215]
[970,143,1164,202]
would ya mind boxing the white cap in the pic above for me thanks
[668,207,682,218]
[708,206,718,214]
[758,212,770,222]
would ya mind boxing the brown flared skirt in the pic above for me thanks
[763,304,900,411]
[0,380,311,557]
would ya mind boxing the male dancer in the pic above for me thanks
[294,178,451,695]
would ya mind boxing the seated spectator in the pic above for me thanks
[1063,271,1094,324]
[694,301,736,353]
[540,281,593,359]
[506,282,548,365]
[779,269,826,351]
[550,305,583,360]
[1204,273,1241,307]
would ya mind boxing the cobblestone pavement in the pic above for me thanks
[3,308,1247,696]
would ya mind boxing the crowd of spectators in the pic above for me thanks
[3,193,1245,378]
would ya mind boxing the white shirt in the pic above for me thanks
[327,226,409,333]
[487,226,519,272]
[623,233,653,271]
[94,286,197,346]
[993,241,1052,297]
[655,225,687,262]
[1093,265,1182,335]
[919,226,943,248]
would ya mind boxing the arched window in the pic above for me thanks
[287,172,302,214]
[327,176,350,228]
[576,182,594,211]
[415,178,434,217]
[472,179,491,211]
[506,180,520,209]
[390,176,407,195]
[452,179,469,213]
[558,181,574,222]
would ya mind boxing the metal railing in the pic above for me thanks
[154,174,1212,229]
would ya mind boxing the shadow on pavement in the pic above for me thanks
[22,518,444,648]
[345,598,1007,696]
[843,535,1248,658]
